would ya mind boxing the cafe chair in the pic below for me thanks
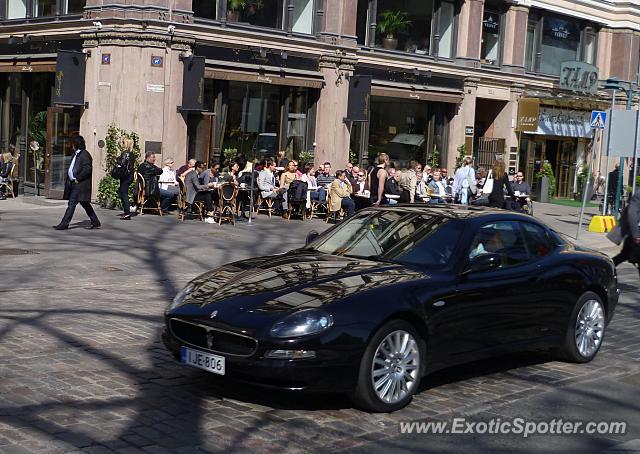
[135,172,163,216]
[0,162,15,198]
[218,183,238,225]
[325,192,345,224]
[256,193,276,218]
[177,177,204,222]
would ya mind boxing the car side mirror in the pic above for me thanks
[462,253,502,275]
[306,230,320,246]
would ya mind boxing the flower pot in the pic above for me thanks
[227,10,240,22]
[383,36,398,50]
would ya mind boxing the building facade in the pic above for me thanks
[1,0,639,199]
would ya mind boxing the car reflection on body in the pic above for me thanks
[162,206,619,412]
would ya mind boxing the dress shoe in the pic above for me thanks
[52,224,68,230]
[85,223,101,230]
[120,214,131,220]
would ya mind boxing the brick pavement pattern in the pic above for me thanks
[0,199,639,453]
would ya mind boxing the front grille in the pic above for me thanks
[170,318,258,357]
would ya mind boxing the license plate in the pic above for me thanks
[181,346,225,375]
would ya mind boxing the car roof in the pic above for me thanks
[361,204,542,224]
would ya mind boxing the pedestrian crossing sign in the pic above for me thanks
[590,111,607,129]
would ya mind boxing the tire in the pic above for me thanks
[557,291,606,363]
[350,320,424,412]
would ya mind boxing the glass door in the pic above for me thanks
[555,140,577,199]
[45,107,81,199]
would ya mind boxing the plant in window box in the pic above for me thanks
[377,10,412,50]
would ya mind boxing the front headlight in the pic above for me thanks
[168,283,195,311]
[270,309,334,338]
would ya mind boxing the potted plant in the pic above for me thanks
[377,10,411,50]
[227,0,246,22]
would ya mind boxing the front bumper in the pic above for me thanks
[161,326,364,393]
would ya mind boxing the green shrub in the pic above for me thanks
[97,125,141,209]
[535,162,556,199]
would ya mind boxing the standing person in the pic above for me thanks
[488,159,516,209]
[115,139,136,220]
[452,157,476,205]
[370,153,390,207]
[607,162,620,214]
[613,188,640,278]
[398,161,419,203]
[53,136,101,230]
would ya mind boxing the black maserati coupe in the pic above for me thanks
[163,206,619,412]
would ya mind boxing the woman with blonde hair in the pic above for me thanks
[115,138,136,220]
[488,159,515,209]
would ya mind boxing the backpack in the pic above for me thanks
[111,152,131,180]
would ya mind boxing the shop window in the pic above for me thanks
[376,0,434,53]
[437,0,455,58]
[7,0,27,18]
[223,81,281,160]
[525,12,596,75]
[356,0,370,45]
[194,0,218,20]
[286,88,309,159]
[481,10,501,65]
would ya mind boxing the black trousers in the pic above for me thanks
[613,237,640,273]
[194,191,214,213]
[118,175,134,215]
[60,186,100,227]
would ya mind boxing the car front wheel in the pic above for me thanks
[350,320,424,412]
[558,291,606,363]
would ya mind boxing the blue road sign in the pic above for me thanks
[590,110,607,129]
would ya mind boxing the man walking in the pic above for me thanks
[53,136,101,230]
[613,188,640,278]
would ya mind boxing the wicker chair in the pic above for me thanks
[256,193,276,217]
[218,183,238,225]
[0,163,16,198]
[325,191,345,224]
[177,177,204,221]
[136,172,163,216]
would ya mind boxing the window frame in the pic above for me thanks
[358,0,458,59]
[518,221,555,262]
[467,220,532,270]
[525,11,598,75]
[1,0,85,20]
[480,7,504,67]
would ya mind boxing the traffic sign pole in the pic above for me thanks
[578,127,598,240]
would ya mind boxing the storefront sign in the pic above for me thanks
[534,107,592,138]
[178,56,205,112]
[465,126,474,136]
[53,50,86,107]
[345,75,371,123]
[559,61,599,94]
[516,98,540,132]
[483,14,500,33]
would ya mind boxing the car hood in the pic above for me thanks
[177,252,425,315]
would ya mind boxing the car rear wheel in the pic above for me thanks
[558,291,606,363]
[350,320,424,412]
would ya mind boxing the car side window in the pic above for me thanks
[468,221,530,268]
[521,222,553,259]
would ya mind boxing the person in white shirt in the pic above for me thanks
[160,158,178,191]
[452,157,476,205]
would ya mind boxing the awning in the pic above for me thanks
[371,80,463,104]
[390,134,425,146]
[205,59,324,89]
[0,53,56,72]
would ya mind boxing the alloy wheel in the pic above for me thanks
[371,330,420,404]
[574,299,605,358]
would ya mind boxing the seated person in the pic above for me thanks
[0,154,10,199]
[329,170,355,218]
[302,164,326,206]
[159,158,179,210]
[138,152,173,212]
[384,168,403,205]
[316,163,336,188]
[202,160,222,185]
[279,161,298,189]
[257,159,285,212]
[185,161,216,224]
[176,159,196,179]
[511,171,531,195]
[428,169,448,203]
[223,161,240,184]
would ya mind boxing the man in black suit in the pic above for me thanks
[613,188,640,278]
[53,135,101,230]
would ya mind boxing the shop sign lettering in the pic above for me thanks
[559,61,599,95]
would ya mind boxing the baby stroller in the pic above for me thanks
[286,180,308,220]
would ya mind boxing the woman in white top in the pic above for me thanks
[452,156,476,205]
[301,164,320,209]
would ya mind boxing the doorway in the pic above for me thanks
[44,107,82,199]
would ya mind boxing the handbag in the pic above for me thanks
[482,170,494,194]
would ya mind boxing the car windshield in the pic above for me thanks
[307,210,464,269]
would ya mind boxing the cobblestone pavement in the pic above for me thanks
[0,199,639,453]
